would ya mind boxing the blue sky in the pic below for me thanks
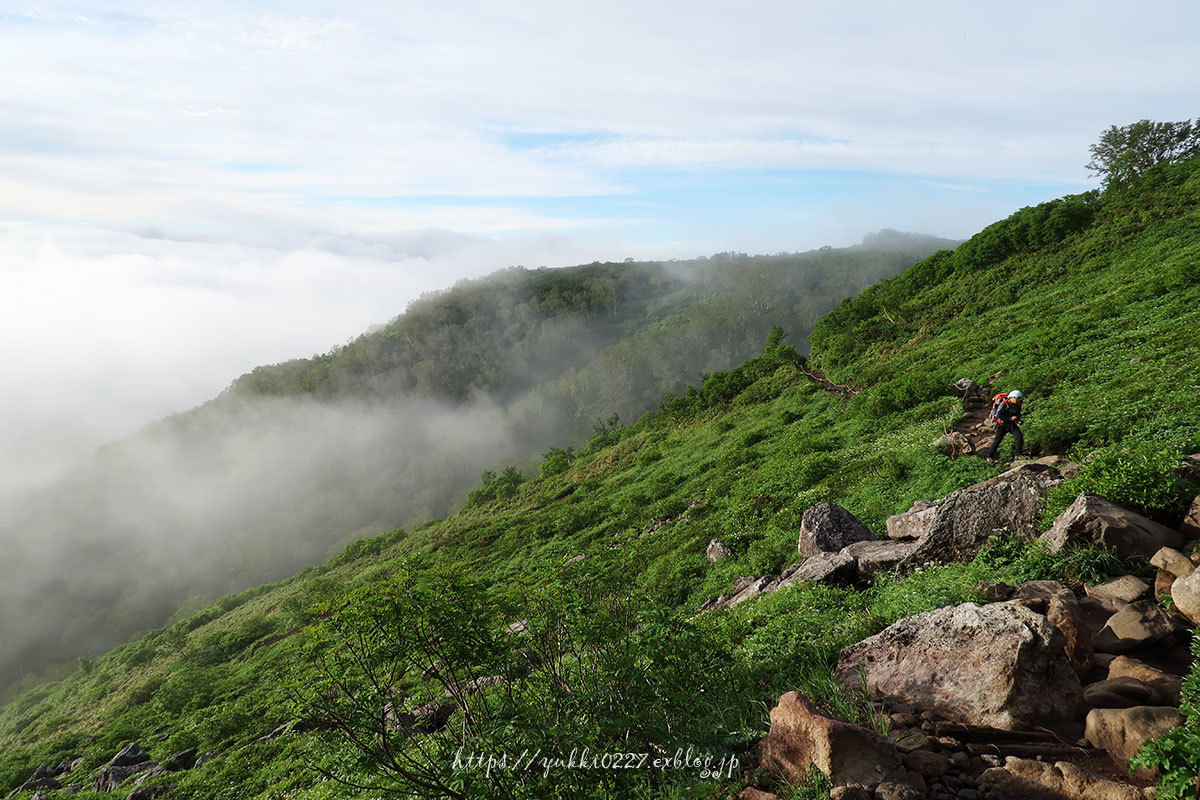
[1,0,1198,490]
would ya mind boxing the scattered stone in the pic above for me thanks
[830,786,873,800]
[978,581,1015,602]
[1082,677,1164,708]
[836,603,1082,731]
[889,712,919,729]
[1093,600,1181,653]
[92,762,158,793]
[980,757,1143,800]
[891,729,934,753]
[385,701,455,734]
[1041,494,1183,560]
[1107,656,1183,705]
[776,551,857,589]
[1085,706,1182,777]
[1085,576,1150,605]
[760,692,901,789]
[160,747,198,772]
[738,788,781,800]
[874,781,920,800]
[133,765,168,787]
[902,750,949,778]
[107,743,152,769]
[843,540,917,579]
[1169,570,1200,625]
[126,786,175,800]
[1047,590,1094,679]
[1151,547,1194,579]
[1012,580,1069,613]
[1181,496,1200,538]
[798,502,876,557]
[725,577,776,608]
[706,539,732,563]
[885,506,938,541]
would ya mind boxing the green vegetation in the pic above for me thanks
[0,155,1198,798]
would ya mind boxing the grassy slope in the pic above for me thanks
[1,159,1198,798]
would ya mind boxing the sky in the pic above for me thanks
[2,0,1198,495]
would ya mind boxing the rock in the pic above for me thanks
[1155,570,1176,600]
[126,787,175,800]
[706,539,732,563]
[1047,590,1094,679]
[977,581,1015,602]
[760,692,901,788]
[836,603,1082,731]
[1041,494,1183,560]
[253,722,292,743]
[899,476,1052,570]
[902,750,949,778]
[885,506,938,541]
[107,743,152,768]
[1085,706,1182,777]
[934,431,975,459]
[133,765,168,787]
[92,762,158,793]
[1181,496,1200,538]
[385,701,454,734]
[9,775,60,796]
[777,551,857,589]
[726,577,776,608]
[1012,580,1070,613]
[1107,656,1183,705]
[798,503,875,557]
[970,462,1063,491]
[738,789,781,800]
[979,757,1142,800]
[874,781,920,800]
[1151,547,1194,579]
[890,729,934,753]
[160,747,198,771]
[1085,576,1150,604]
[1083,676,1165,708]
[843,540,917,579]
[1093,600,1181,653]
[1179,456,1200,488]
[1169,570,1200,624]
[830,787,873,800]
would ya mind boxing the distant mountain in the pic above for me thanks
[0,231,954,690]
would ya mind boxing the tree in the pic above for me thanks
[1086,118,1200,189]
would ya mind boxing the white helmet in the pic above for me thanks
[1007,390,1023,399]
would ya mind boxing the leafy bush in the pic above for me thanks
[1042,440,1194,524]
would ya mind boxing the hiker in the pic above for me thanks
[986,390,1024,461]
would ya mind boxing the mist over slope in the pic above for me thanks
[0,232,951,691]
[0,157,1197,799]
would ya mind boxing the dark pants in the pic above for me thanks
[987,421,1023,459]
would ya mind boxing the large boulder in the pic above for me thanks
[777,551,857,589]
[798,503,875,557]
[1170,569,1200,624]
[1092,600,1181,653]
[1040,493,1183,560]
[1085,575,1150,605]
[898,474,1055,570]
[106,743,151,769]
[1085,706,1182,777]
[92,763,158,793]
[760,692,901,788]
[979,757,1143,800]
[1108,656,1183,705]
[836,603,1082,730]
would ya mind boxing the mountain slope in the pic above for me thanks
[0,158,1198,798]
[0,234,949,694]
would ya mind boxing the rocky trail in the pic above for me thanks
[710,456,1200,800]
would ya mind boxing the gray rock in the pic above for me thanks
[705,538,732,564]
[836,602,1082,730]
[1085,575,1150,605]
[899,475,1053,570]
[1150,547,1194,579]
[843,539,918,579]
[798,502,876,557]
[107,743,151,769]
[885,505,938,541]
[92,762,157,793]
[1093,600,1181,653]
[777,551,857,588]
[1041,493,1183,560]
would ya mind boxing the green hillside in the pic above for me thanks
[0,157,1198,800]
[0,236,947,694]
